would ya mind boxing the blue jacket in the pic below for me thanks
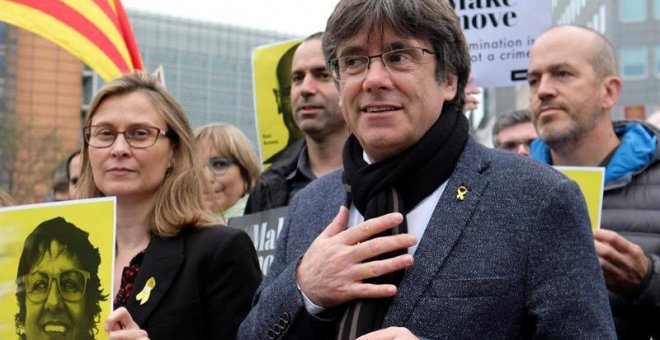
[532,121,660,339]
[531,121,656,184]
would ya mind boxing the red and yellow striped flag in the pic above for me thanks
[0,0,143,81]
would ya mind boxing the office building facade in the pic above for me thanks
[1,12,295,203]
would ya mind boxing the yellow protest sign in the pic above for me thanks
[555,166,605,230]
[252,39,302,166]
[0,198,115,340]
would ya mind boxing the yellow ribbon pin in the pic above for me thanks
[135,277,156,305]
[456,186,468,201]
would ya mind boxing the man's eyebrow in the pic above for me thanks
[530,62,574,74]
[388,41,409,50]
[548,63,575,71]
[337,41,415,57]
[337,46,365,57]
[312,66,329,73]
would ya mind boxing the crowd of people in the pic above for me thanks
[2,0,660,339]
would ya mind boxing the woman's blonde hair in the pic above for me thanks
[194,123,261,194]
[76,72,215,236]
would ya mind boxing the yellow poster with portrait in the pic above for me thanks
[252,39,302,166]
[0,197,115,340]
[555,166,605,231]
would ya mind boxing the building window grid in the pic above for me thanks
[620,46,649,80]
[599,5,606,33]
[655,46,660,77]
[129,11,294,147]
[619,0,647,23]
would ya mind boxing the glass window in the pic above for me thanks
[620,0,647,22]
[655,0,660,19]
[655,46,660,76]
[620,46,648,79]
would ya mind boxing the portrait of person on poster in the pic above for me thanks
[14,217,106,340]
[252,40,303,166]
[267,43,303,164]
[0,198,115,340]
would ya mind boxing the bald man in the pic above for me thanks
[528,25,660,339]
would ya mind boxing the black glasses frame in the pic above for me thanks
[20,269,91,303]
[83,125,169,149]
[330,47,435,82]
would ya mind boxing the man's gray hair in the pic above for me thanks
[492,109,532,147]
[322,0,470,109]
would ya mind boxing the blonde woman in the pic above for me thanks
[76,72,261,339]
[194,123,260,220]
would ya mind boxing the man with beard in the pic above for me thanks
[528,25,660,339]
[246,32,349,214]
[15,217,105,340]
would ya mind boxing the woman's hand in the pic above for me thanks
[105,307,150,340]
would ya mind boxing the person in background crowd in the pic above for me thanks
[463,74,480,112]
[52,176,70,201]
[0,189,14,206]
[76,72,261,339]
[528,25,660,339]
[15,217,106,340]
[238,1,614,338]
[66,150,82,197]
[194,123,261,220]
[492,109,537,156]
[245,32,349,214]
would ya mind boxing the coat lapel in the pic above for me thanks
[383,139,491,326]
[125,234,185,326]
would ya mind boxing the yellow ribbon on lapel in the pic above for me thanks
[456,186,468,201]
[135,277,156,305]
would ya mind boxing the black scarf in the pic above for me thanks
[337,102,469,339]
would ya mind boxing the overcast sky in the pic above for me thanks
[122,0,339,37]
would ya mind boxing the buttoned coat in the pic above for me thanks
[124,226,261,339]
[238,138,615,339]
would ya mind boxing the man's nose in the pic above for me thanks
[300,75,317,96]
[515,143,531,157]
[362,57,393,90]
[536,75,556,99]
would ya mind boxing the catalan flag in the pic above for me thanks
[0,0,143,81]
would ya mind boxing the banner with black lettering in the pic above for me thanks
[227,207,288,275]
[450,0,552,88]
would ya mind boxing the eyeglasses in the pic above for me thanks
[330,47,435,82]
[206,157,235,176]
[21,269,90,303]
[83,125,169,149]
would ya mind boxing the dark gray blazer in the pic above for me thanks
[238,138,616,339]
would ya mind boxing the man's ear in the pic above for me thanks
[441,74,458,101]
[601,76,622,110]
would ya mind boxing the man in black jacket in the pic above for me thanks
[245,32,348,214]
